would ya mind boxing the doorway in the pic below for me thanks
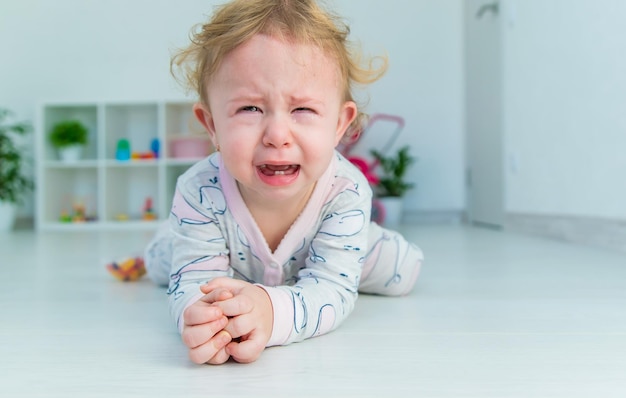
[465,0,504,228]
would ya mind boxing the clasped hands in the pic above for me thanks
[181,277,274,365]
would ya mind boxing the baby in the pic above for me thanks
[145,0,424,365]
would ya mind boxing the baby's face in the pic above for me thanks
[198,34,357,207]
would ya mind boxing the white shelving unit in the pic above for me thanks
[35,100,211,231]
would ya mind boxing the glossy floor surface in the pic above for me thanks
[1,225,625,397]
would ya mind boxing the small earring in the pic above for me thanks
[215,144,220,152]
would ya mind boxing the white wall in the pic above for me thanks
[503,0,626,220]
[0,0,466,219]
[4,0,625,225]
[334,0,465,213]
[0,0,210,108]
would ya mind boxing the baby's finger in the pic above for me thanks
[207,347,231,365]
[223,314,253,340]
[188,330,232,365]
[199,288,234,304]
[213,294,254,318]
[201,277,244,294]
[226,337,265,364]
[182,316,228,349]
[183,302,223,326]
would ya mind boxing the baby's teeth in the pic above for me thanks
[275,170,285,175]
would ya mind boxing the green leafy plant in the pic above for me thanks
[0,108,34,204]
[370,145,416,197]
[49,120,88,148]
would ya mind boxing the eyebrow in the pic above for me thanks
[288,96,326,107]
[223,92,264,105]
[224,93,326,107]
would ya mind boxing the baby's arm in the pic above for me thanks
[265,188,372,346]
[166,181,235,364]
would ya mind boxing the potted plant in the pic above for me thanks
[0,108,34,231]
[370,145,416,226]
[49,120,88,162]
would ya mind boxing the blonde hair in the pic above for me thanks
[171,0,387,137]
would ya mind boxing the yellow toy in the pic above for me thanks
[106,257,146,281]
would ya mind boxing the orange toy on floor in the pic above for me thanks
[106,257,146,281]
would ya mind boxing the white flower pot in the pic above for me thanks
[58,145,84,162]
[378,196,404,227]
[0,201,17,232]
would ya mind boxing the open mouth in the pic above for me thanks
[258,164,300,176]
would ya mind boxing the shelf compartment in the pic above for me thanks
[164,102,210,159]
[104,166,159,223]
[43,105,98,162]
[40,167,99,225]
[104,104,159,161]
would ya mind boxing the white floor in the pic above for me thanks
[1,224,625,397]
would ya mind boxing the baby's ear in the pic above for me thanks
[335,101,358,145]
[193,103,218,145]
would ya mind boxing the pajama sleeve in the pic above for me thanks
[166,168,232,333]
[262,170,372,346]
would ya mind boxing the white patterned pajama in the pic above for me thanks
[145,151,423,346]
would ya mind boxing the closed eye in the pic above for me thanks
[293,107,315,113]
[239,105,261,113]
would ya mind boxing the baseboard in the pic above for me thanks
[402,210,464,225]
[505,212,626,254]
